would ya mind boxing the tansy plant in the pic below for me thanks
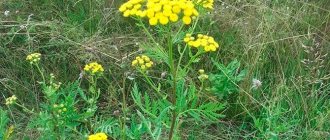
[10,53,108,139]
[82,62,105,118]
[119,0,225,140]
[83,62,104,104]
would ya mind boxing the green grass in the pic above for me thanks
[1,0,330,139]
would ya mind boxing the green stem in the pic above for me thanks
[182,50,204,72]
[35,64,46,83]
[168,25,177,140]
[175,16,200,79]
[197,81,204,96]
[14,103,34,114]
[173,24,184,42]
[139,70,164,98]
[176,45,188,75]
[138,19,159,46]
[168,16,200,140]
[94,77,99,99]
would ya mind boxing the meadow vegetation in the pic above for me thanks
[0,0,330,139]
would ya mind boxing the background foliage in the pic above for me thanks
[1,0,330,139]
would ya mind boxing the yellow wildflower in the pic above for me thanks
[198,69,205,74]
[132,55,154,70]
[5,95,17,105]
[141,65,146,70]
[149,17,158,25]
[145,62,153,68]
[184,33,219,52]
[169,14,179,22]
[159,16,169,25]
[172,5,181,14]
[131,60,138,66]
[182,16,192,25]
[84,62,104,76]
[88,132,107,140]
[26,53,41,64]
[119,0,199,25]
[198,69,209,81]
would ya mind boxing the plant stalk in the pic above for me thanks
[168,25,177,140]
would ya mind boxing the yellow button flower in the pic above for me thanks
[88,132,107,140]
[5,95,17,105]
[184,9,193,16]
[26,53,41,64]
[84,62,104,76]
[123,10,130,17]
[132,60,138,66]
[172,5,181,14]
[184,33,220,52]
[149,17,158,25]
[145,62,153,68]
[132,55,154,70]
[147,9,155,18]
[141,65,146,70]
[119,0,201,26]
[159,16,169,25]
[138,59,145,64]
[198,69,209,81]
[169,14,178,22]
[182,16,192,25]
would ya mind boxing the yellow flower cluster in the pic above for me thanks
[184,33,219,52]
[88,133,107,140]
[84,62,104,75]
[196,0,214,9]
[26,53,41,64]
[53,104,67,114]
[198,69,208,81]
[5,95,17,105]
[131,55,154,70]
[119,0,199,25]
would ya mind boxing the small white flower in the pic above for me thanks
[127,75,135,80]
[20,25,27,29]
[126,72,135,80]
[28,13,34,20]
[252,78,262,89]
[161,72,167,79]
[4,10,10,16]
[113,110,120,116]
[78,72,83,80]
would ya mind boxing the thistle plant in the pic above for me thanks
[119,0,225,139]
